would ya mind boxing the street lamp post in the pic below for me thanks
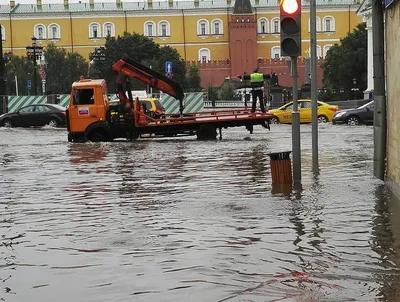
[90,46,106,78]
[0,25,5,97]
[351,78,359,100]
[26,36,43,96]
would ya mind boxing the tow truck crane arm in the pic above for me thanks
[112,57,185,115]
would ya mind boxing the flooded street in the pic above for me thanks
[1,124,400,302]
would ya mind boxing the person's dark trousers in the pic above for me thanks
[251,89,265,113]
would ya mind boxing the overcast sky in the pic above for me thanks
[0,0,127,4]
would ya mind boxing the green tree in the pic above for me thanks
[5,56,34,95]
[44,43,89,94]
[218,80,235,100]
[207,84,219,102]
[185,64,202,91]
[89,32,187,94]
[321,22,367,100]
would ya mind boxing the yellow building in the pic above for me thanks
[0,0,362,86]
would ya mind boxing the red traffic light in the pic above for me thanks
[280,0,299,14]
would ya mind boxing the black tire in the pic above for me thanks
[346,115,360,126]
[48,119,58,127]
[87,130,106,142]
[197,124,217,140]
[317,115,329,123]
[270,117,280,124]
[67,133,74,142]
[2,119,12,127]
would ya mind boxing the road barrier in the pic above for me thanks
[160,92,204,114]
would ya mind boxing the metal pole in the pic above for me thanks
[15,75,18,96]
[372,0,386,180]
[310,0,319,175]
[0,25,5,97]
[291,56,301,184]
[33,43,37,95]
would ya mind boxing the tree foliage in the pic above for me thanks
[185,64,202,91]
[89,32,187,94]
[5,56,35,95]
[44,43,88,94]
[218,80,235,100]
[321,22,367,99]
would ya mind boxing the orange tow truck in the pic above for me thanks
[66,57,275,142]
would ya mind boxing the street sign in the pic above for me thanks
[27,80,31,89]
[165,61,172,73]
[40,69,46,80]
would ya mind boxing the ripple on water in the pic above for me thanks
[1,126,400,302]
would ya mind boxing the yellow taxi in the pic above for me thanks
[268,99,339,124]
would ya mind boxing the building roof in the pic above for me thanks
[6,0,359,14]
[234,0,253,14]
[356,0,371,15]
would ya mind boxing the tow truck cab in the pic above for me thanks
[66,78,110,142]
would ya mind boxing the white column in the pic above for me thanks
[364,15,374,98]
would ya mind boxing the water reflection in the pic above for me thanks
[68,143,107,164]
[372,185,400,300]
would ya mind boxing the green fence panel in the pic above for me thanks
[160,92,204,114]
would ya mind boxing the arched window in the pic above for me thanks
[323,16,335,32]
[1,25,5,41]
[197,19,209,36]
[144,21,156,37]
[158,20,170,37]
[198,48,211,62]
[89,22,101,39]
[48,23,60,39]
[271,18,280,34]
[211,19,223,35]
[271,46,281,59]
[308,17,321,32]
[103,22,115,37]
[258,18,269,34]
[323,44,332,58]
[34,24,46,40]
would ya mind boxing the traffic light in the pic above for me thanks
[280,0,302,57]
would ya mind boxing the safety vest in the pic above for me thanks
[250,73,264,83]
[250,72,264,88]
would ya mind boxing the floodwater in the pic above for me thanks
[1,124,400,302]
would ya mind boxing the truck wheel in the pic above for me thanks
[87,130,106,142]
[67,133,74,142]
[197,124,217,140]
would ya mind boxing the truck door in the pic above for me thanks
[68,87,99,133]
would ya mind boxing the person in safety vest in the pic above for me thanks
[241,67,271,113]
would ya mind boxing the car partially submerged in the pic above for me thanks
[332,100,374,125]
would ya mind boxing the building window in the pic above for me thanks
[1,26,5,41]
[34,24,46,39]
[144,21,156,37]
[103,22,115,37]
[271,46,281,59]
[198,48,211,62]
[271,18,280,34]
[211,19,223,35]
[323,44,332,58]
[323,16,335,32]
[89,22,101,39]
[197,19,209,36]
[308,17,321,32]
[258,18,269,34]
[158,21,170,37]
[48,23,60,39]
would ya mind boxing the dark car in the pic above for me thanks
[0,104,66,128]
[332,100,374,125]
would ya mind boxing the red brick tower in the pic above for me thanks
[229,0,257,77]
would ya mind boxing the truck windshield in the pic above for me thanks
[73,88,94,105]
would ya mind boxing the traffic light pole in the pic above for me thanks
[310,0,319,176]
[291,56,301,184]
